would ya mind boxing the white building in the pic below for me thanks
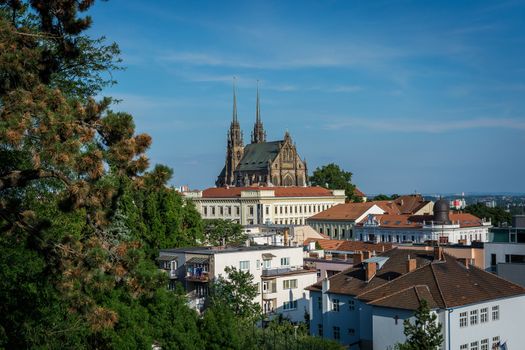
[158,245,316,322]
[484,242,525,287]
[307,247,525,349]
[243,224,326,246]
[182,186,346,226]
[355,212,491,245]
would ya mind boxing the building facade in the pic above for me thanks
[158,245,316,322]
[216,85,308,187]
[183,186,346,226]
[307,248,525,349]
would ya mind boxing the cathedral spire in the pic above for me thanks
[251,80,266,143]
[232,77,238,124]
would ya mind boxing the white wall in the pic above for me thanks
[372,307,414,350]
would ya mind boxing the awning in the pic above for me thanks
[186,257,209,264]
[157,255,177,262]
[262,253,276,260]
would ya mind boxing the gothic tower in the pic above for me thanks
[216,80,244,187]
[251,82,266,143]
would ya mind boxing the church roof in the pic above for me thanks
[236,141,283,171]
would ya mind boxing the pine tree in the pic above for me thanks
[397,299,444,350]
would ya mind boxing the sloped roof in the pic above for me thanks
[304,238,393,253]
[236,141,282,171]
[307,248,525,310]
[356,213,485,229]
[354,187,366,197]
[307,202,379,221]
[201,186,335,198]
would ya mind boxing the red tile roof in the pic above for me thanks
[303,238,393,252]
[354,187,366,197]
[201,186,336,198]
[307,202,379,221]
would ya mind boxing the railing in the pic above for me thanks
[261,266,302,277]
[185,272,210,282]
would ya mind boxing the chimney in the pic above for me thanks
[353,252,363,266]
[363,251,371,260]
[458,258,470,269]
[434,246,444,261]
[406,258,417,273]
[365,262,377,282]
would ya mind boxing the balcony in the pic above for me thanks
[185,271,210,283]
[262,266,303,277]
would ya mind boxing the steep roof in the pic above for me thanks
[307,248,525,310]
[201,186,335,198]
[303,238,393,252]
[235,141,282,171]
[307,202,380,221]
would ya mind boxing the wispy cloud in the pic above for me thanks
[324,117,525,133]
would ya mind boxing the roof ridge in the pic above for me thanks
[366,285,422,305]
[356,257,432,299]
[429,262,449,308]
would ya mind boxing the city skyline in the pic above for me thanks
[87,0,525,194]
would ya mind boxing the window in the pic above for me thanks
[281,257,290,266]
[348,328,355,336]
[285,206,288,214]
[349,299,355,311]
[219,206,223,215]
[470,341,478,350]
[492,337,500,349]
[283,279,298,289]
[283,300,297,310]
[316,269,321,278]
[211,207,216,215]
[481,339,488,350]
[280,206,283,214]
[256,260,260,270]
[236,206,240,215]
[492,305,499,321]
[318,296,322,310]
[459,312,468,327]
[333,326,340,340]
[275,207,278,214]
[249,206,254,215]
[318,324,323,337]
[470,309,478,325]
[239,260,250,271]
[480,307,488,323]
[228,206,232,215]
[263,259,271,269]
[203,206,208,215]
[460,345,468,350]
[265,206,269,215]
[332,299,340,312]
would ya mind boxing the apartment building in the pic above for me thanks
[158,245,316,322]
[183,186,346,226]
[307,247,525,349]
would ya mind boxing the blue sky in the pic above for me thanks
[88,0,525,195]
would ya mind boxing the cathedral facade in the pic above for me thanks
[216,86,308,187]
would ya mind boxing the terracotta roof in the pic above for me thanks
[307,248,525,310]
[354,187,366,197]
[303,239,393,252]
[370,195,430,215]
[307,202,379,221]
[201,186,335,198]
[356,213,485,229]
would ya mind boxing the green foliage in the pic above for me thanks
[464,203,512,227]
[204,218,246,246]
[373,194,393,201]
[396,299,444,350]
[211,266,261,320]
[309,163,359,202]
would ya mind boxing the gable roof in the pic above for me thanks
[235,141,282,171]
[307,202,380,221]
[307,248,525,310]
[201,186,335,198]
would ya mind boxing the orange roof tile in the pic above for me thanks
[307,202,379,221]
[201,186,336,198]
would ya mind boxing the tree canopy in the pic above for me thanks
[464,203,512,227]
[203,218,246,246]
[310,163,360,202]
[396,299,444,350]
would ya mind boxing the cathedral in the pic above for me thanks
[216,85,308,187]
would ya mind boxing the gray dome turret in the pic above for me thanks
[433,198,451,224]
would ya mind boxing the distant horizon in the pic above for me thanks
[87,0,525,194]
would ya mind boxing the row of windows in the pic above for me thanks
[274,204,333,215]
[240,257,291,271]
[460,336,499,350]
[283,300,298,310]
[203,205,241,217]
[459,306,499,328]
[318,227,352,239]
[317,325,355,340]
[317,297,355,311]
